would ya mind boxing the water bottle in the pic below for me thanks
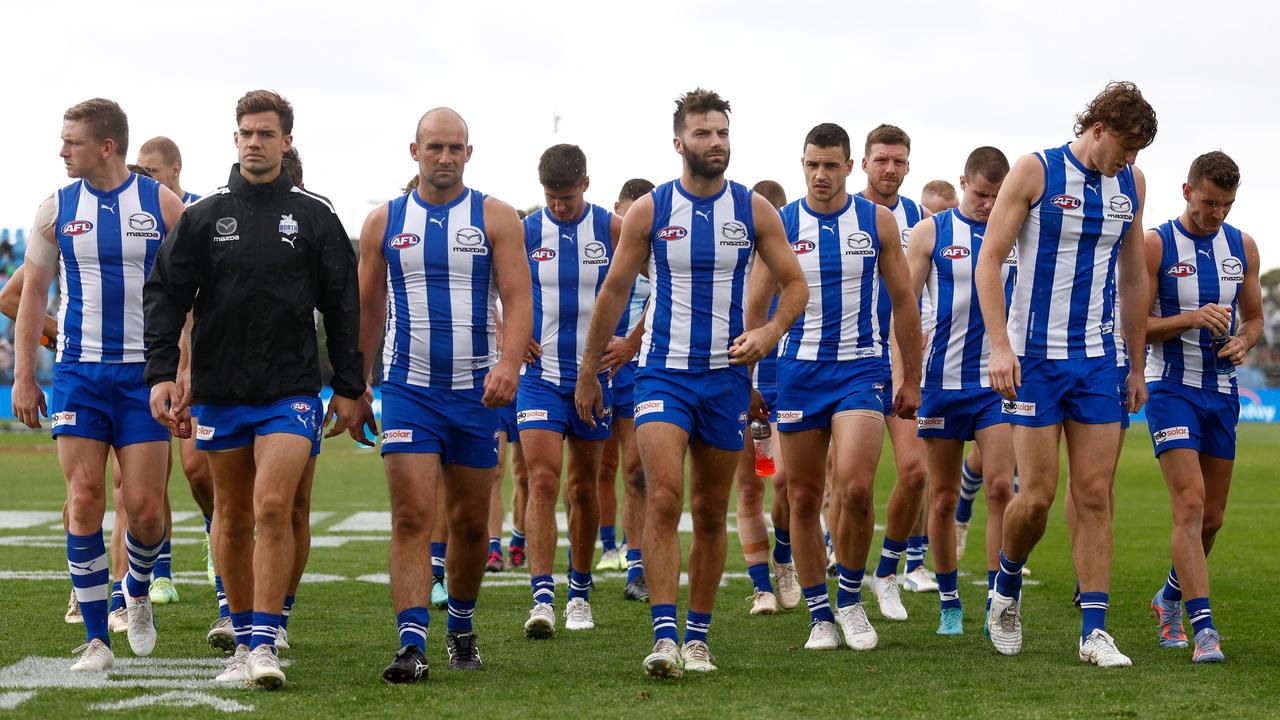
[1210,330,1234,376]
[751,420,775,477]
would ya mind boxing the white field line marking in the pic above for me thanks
[88,691,253,713]
[0,691,35,710]
[353,570,748,588]
[0,657,287,691]
[0,512,61,530]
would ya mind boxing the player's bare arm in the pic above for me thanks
[0,265,58,343]
[484,196,533,409]
[357,203,390,387]
[976,154,1041,399]
[576,194,654,422]
[729,192,806,365]
[876,204,922,418]
[1223,232,1265,366]
[1116,166,1149,412]
[11,196,59,427]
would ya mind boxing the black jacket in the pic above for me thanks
[143,165,364,404]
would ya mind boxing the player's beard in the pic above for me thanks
[686,147,730,180]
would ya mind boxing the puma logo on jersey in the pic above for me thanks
[694,209,711,221]
[428,217,446,227]
[820,224,836,233]
[281,237,296,248]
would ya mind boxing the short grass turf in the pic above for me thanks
[0,423,1276,719]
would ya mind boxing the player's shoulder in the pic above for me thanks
[288,185,339,216]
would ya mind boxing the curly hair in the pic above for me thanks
[673,88,731,135]
[1074,81,1157,148]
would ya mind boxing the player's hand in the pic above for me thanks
[175,367,193,413]
[749,387,768,422]
[574,374,604,427]
[601,335,641,379]
[893,383,921,420]
[1217,336,1248,366]
[1125,369,1147,414]
[172,406,193,440]
[324,392,378,446]
[11,378,47,430]
[523,339,542,365]
[729,327,780,365]
[482,363,518,408]
[988,345,1021,401]
[1193,304,1232,337]
[148,381,186,432]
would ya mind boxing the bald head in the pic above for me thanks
[416,107,469,144]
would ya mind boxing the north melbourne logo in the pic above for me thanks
[279,214,299,235]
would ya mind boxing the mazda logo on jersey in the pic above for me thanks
[455,227,484,246]
[793,240,816,255]
[721,221,747,240]
[216,217,238,235]
[1108,196,1132,213]
[582,242,608,265]
[453,227,488,254]
[530,247,556,262]
[389,233,421,250]
[941,245,971,260]
[900,229,911,248]
[845,231,874,256]
[656,226,687,241]
[61,220,93,236]
[1004,247,1018,266]
[1050,194,1082,210]
[128,213,156,231]
[1220,256,1244,281]
[1167,262,1196,278]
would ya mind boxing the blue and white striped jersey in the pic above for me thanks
[523,204,614,385]
[181,191,201,207]
[381,188,497,389]
[640,180,755,372]
[54,173,167,363]
[619,275,651,337]
[864,193,925,348]
[1146,218,1247,394]
[923,209,1016,389]
[778,194,882,362]
[1008,143,1138,360]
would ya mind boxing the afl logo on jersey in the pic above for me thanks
[389,233,421,250]
[1167,262,1196,278]
[582,242,608,265]
[941,245,971,260]
[1050,194,1082,210]
[656,226,687,242]
[62,220,93,236]
[291,401,312,413]
[845,231,875,256]
[530,247,556,262]
[793,240,816,255]
[453,227,488,254]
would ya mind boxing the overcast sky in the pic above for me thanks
[3,0,1276,269]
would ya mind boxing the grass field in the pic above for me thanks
[1,423,1277,719]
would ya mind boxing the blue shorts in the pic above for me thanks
[633,366,750,451]
[194,395,322,456]
[51,362,169,448]
[1144,381,1239,460]
[611,361,637,420]
[497,401,519,441]
[776,357,888,433]
[917,387,1006,441]
[516,375,612,441]
[1116,363,1131,430]
[380,382,499,468]
[1001,355,1124,427]
[757,384,778,424]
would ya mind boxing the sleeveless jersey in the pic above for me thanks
[640,180,755,372]
[181,191,202,207]
[1007,143,1138,359]
[778,195,882,361]
[54,173,167,363]
[1146,218,1247,394]
[523,204,615,385]
[863,193,925,349]
[381,188,496,389]
[923,209,1016,389]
